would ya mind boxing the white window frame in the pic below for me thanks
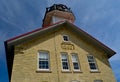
[71,53,80,71]
[87,55,98,72]
[61,52,70,71]
[37,51,50,71]
[63,35,69,42]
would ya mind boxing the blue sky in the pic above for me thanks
[0,0,120,82]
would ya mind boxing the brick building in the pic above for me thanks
[5,4,116,82]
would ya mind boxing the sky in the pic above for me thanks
[0,0,120,82]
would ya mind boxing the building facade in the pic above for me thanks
[5,4,116,82]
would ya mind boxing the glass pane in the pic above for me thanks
[87,56,95,62]
[39,52,48,59]
[62,54,66,59]
[63,35,69,41]
[72,55,78,62]
[89,63,97,70]
[61,54,67,60]
[73,62,79,69]
[39,61,49,69]
[62,62,69,69]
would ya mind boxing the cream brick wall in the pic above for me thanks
[11,27,116,82]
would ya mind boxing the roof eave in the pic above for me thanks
[6,21,66,47]
[65,22,116,58]
[5,21,116,59]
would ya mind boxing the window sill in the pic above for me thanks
[73,70,83,73]
[62,41,71,43]
[61,70,72,73]
[90,70,100,73]
[36,70,52,73]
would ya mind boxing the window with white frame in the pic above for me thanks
[71,54,80,71]
[87,55,98,71]
[38,51,49,70]
[61,53,69,70]
[63,35,69,41]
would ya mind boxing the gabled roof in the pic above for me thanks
[4,21,116,81]
[6,20,116,57]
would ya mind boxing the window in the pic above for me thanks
[71,54,80,71]
[94,80,102,82]
[87,55,98,71]
[38,51,49,70]
[63,35,69,41]
[61,53,69,71]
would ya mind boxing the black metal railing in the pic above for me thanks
[46,4,72,13]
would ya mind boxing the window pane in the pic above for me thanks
[63,35,69,41]
[72,55,78,62]
[87,56,94,62]
[39,61,49,69]
[73,62,79,69]
[61,54,67,60]
[39,52,48,59]
[89,63,97,70]
[62,62,69,69]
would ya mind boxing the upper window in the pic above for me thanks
[61,53,69,71]
[38,51,49,70]
[87,55,98,71]
[71,54,80,71]
[63,35,69,41]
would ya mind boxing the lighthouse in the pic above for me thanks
[42,4,75,27]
